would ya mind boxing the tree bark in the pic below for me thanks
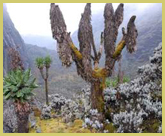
[14,102,30,133]
[17,114,29,133]
[45,78,49,105]
[91,80,105,113]
[50,3,138,115]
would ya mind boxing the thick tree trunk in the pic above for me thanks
[14,102,30,133]
[17,113,29,133]
[91,80,105,113]
[45,79,49,105]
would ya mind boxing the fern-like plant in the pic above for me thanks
[3,68,38,133]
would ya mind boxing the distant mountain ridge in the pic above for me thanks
[22,35,56,50]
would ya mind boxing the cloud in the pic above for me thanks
[6,3,158,37]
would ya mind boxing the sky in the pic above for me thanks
[6,3,155,37]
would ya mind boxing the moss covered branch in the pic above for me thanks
[69,42,83,60]
[112,40,126,59]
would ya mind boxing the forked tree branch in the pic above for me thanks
[50,3,93,82]
[50,3,138,82]
[103,3,137,77]
[104,3,124,76]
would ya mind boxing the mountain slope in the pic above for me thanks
[3,3,86,99]
[22,35,56,50]
[3,4,29,75]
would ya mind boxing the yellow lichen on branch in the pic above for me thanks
[112,40,126,58]
[69,42,83,60]
[92,68,107,89]
[92,68,107,79]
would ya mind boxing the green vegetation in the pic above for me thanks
[3,69,38,103]
[44,56,52,68]
[122,76,130,83]
[35,57,44,69]
[3,68,38,133]
[105,76,130,88]
[35,56,52,105]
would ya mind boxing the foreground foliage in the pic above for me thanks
[103,44,162,132]
[3,68,38,133]
[3,69,38,103]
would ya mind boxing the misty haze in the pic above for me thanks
[3,3,162,133]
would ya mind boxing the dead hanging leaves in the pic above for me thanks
[50,4,73,67]
[15,101,30,112]
[78,3,93,82]
[50,3,138,113]
[7,46,24,71]
[125,16,138,53]
[50,3,138,82]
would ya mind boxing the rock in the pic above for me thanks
[30,96,42,117]
[36,128,42,133]
[3,124,13,133]
[3,4,29,75]
[29,112,36,128]
[3,100,17,133]
[3,97,42,133]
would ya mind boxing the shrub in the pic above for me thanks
[3,68,38,103]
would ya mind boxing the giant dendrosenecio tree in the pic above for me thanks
[50,3,138,113]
